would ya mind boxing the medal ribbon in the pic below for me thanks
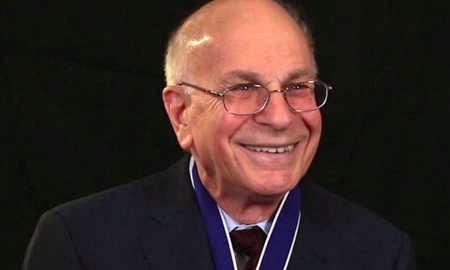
[191,162,301,270]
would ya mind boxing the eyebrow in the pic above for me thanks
[218,70,265,87]
[218,68,316,88]
[283,69,316,82]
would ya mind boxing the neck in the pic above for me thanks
[199,173,285,224]
[192,157,286,224]
[215,195,284,224]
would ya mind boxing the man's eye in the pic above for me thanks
[288,83,309,90]
[233,84,254,91]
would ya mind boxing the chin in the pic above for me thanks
[249,173,299,197]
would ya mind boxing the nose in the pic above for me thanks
[253,91,295,129]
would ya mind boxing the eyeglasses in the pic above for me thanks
[178,80,332,116]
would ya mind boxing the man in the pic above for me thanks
[24,0,416,269]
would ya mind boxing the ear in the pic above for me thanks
[162,86,193,151]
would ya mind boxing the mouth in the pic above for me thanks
[242,143,296,154]
[238,142,300,168]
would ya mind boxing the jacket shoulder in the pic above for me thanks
[51,156,190,222]
[301,182,415,269]
[303,182,404,237]
[24,157,195,270]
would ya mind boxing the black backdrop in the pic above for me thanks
[3,1,449,269]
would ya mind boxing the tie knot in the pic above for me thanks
[230,227,267,257]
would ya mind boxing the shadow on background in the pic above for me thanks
[3,0,449,269]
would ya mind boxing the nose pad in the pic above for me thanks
[254,90,295,128]
[265,90,292,111]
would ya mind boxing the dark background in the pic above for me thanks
[3,0,449,269]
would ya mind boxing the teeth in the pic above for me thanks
[245,144,294,153]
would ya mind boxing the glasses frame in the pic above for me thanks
[178,80,332,116]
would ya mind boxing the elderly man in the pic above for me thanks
[24,0,415,269]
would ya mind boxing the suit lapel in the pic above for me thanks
[288,181,342,270]
[137,156,215,270]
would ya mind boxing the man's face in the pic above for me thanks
[167,4,322,201]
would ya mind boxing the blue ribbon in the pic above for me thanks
[191,162,301,270]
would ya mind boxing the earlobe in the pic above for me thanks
[162,86,193,150]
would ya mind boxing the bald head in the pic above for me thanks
[164,0,315,85]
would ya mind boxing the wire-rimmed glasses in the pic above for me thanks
[178,80,332,116]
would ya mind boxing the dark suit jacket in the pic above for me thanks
[23,156,416,269]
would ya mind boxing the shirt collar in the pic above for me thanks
[219,207,272,234]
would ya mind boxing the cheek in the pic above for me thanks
[302,112,322,165]
[203,113,250,168]
[216,114,250,143]
[303,111,322,136]
[189,100,229,150]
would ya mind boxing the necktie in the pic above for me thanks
[230,227,267,270]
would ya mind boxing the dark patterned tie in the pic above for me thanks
[230,227,267,270]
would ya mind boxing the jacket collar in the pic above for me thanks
[288,179,342,270]
[137,155,215,269]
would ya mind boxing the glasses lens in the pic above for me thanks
[286,81,328,111]
[224,85,267,115]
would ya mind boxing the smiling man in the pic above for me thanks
[163,0,321,226]
[24,0,415,269]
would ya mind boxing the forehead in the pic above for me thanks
[190,7,315,84]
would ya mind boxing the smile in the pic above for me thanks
[244,144,295,154]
